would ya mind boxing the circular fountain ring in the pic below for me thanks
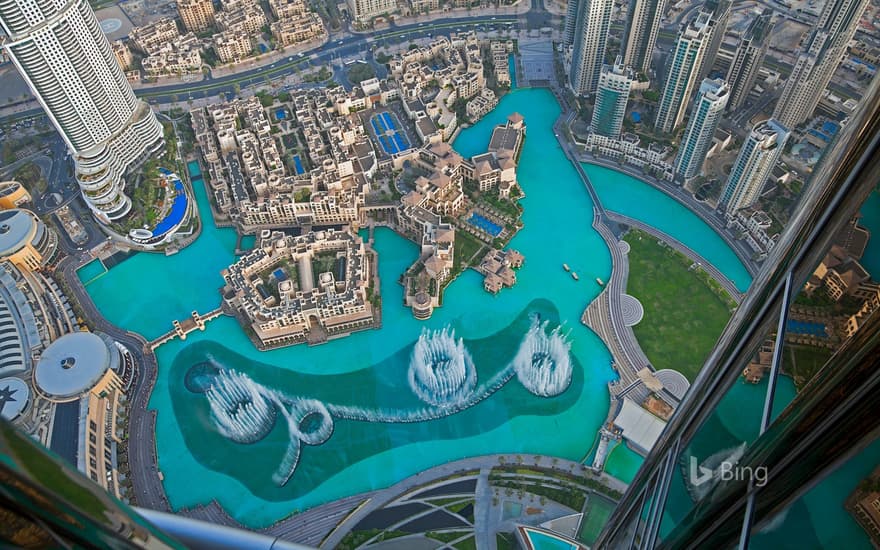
[408,328,477,407]
[289,398,334,446]
[185,361,223,393]
[514,317,573,397]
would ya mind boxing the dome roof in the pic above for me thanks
[0,209,39,257]
[0,377,29,421]
[35,332,114,401]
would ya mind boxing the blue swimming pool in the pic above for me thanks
[292,155,304,174]
[152,169,189,237]
[787,320,828,337]
[468,212,503,237]
[276,109,286,120]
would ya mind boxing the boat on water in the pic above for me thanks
[596,277,605,286]
[572,272,579,281]
[563,263,570,271]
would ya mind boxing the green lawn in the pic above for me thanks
[624,231,733,381]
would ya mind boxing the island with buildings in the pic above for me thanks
[190,32,526,346]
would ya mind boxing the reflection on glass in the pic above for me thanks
[751,436,880,549]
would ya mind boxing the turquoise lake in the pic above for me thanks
[82,87,880,537]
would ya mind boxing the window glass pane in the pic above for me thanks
[750,435,880,549]
[650,311,778,543]
[769,187,880,424]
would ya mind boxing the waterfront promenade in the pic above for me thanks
[578,154,760,279]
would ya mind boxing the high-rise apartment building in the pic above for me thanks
[563,0,579,47]
[622,0,667,75]
[654,11,711,134]
[719,118,788,215]
[592,58,633,137]
[694,0,730,83]
[178,0,216,33]
[568,0,614,96]
[773,0,870,128]
[0,0,164,222]
[725,9,773,112]
[674,78,729,182]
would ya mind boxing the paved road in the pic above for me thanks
[57,252,171,514]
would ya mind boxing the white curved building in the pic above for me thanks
[0,0,164,222]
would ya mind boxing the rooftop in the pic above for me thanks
[0,209,39,256]
[35,332,114,401]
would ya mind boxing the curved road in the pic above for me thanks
[57,253,171,514]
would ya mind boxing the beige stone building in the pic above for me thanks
[110,40,133,70]
[347,0,397,22]
[129,17,180,55]
[0,181,32,210]
[213,30,254,63]
[33,331,128,498]
[178,0,216,32]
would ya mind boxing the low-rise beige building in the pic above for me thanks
[34,331,128,498]
[0,209,58,272]
[213,30,254,63]
[110,40,133,71]
[0,181,32,210]
[129,17,180,55]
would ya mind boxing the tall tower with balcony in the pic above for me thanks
[0,0,164,223]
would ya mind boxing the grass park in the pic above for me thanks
[624,230,733,381]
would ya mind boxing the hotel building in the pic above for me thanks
[725,9,772,112]
[592,58,634,137]
[655,11,711,134]
[674,78,729,183]
[0,0,164,222]
[719,118,788,216]
[222,229,376,348]
[568,0,614,96]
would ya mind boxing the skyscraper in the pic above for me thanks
[674,78,729,183]
[654,11,711,134]
[568,0,614,96]
[725,9,773,112]
[719,118,788,215]
[592,58,634,137]
[622,0,667,75]
[564,0,579,47]
[694,0,731,83]
[0,0,164,223]
[773,0,870,128]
